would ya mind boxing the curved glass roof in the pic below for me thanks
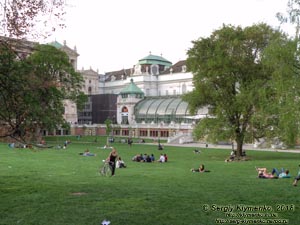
[176,101,189,115]
[135,97,190,122]
[156,98,174,115]
[137,99,156,115]
[147,99,165,116]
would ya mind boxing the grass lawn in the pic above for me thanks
[0,136,300,225]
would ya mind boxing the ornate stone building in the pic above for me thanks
[50,41,207,141]
[100,54,193,97]
[48,40,80,125]
[88,53,208,142]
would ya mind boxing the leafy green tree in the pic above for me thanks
[105,118,112,145]
[183,23,284,156]
[0,43,86,142]
[258,0,300,147]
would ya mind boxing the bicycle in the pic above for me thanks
[99,160,112,176]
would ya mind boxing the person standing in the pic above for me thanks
[107,148,118,176]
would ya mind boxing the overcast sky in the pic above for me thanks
[43,0,292,74]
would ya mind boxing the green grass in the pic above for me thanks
[1,137,300,225]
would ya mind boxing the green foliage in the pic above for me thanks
[261,33,300,146]
[0,42,86,141]
[104,119,112,136]
[184,24,286,154]
[0,142,300,225]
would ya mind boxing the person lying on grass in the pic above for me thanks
[256,168,276,179]
[191,164,210,173]
[79,149,96,156]
[256,167,291,179]
[272,168,291,178]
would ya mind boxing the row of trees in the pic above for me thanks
[183,0,300,155]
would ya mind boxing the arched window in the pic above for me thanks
[151,64,159,75]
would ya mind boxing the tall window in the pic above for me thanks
[182,83,187,94]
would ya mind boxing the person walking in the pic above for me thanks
[107,147,118,176]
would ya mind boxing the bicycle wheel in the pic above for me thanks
[100,163,112,176]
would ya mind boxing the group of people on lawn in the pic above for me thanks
[132,153,168,163]
[78,143,300,187]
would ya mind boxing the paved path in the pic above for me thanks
[162,142,300,154]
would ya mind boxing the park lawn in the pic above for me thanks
[0,138,299,225]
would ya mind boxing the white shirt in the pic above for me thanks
[159,155,165,163]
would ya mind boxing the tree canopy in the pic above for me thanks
[183,23,287,155]
[0,42,86,142]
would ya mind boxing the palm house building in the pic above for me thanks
[48,40,208,143]
[73,53,208,143]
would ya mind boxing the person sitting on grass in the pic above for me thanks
[132,154,142,162]
[193,149,201,154]
[157,154,165,163]
[150,154,155,162]
[191,164,210,173]
[145,154,152,163]
[164,153,168,162]
[116,157,126,168]
[225,150,236,162]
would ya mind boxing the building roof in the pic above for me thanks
[105,68,131,82]
[161,60,187,74]
[47,40,79,57]
[134,96,189,120]
[102,56,186,83]
[48,40,63,49]
[119,79,144,95]
[138,54,172,67]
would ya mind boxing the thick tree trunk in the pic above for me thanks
[236,140,243,157]
[235,130,244,157]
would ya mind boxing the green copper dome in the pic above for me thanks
[47,41,63,49]
[119,79,144,95]
[138,54,172,67]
